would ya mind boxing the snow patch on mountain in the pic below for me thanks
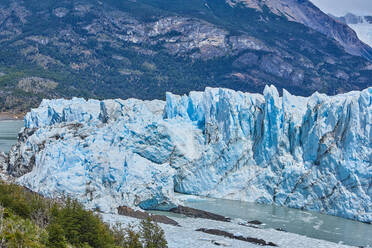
[6,86,372,223]
[332,13,372,47]
[349,20,372,47]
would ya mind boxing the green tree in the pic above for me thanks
[0,181,169,248]
[46,223,67,248]
[112,224,142,248]
[49,199,115,248]
[0,210,47,248]
[139,218,167,248]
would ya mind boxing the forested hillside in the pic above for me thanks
[0,0,371,113]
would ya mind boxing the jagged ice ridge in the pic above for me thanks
[5,85,372,223]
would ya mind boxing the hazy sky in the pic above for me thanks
[310,0,372,16]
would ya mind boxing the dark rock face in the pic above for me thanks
[6,123,86,178]
[117,206,179,226]
[233,53,259,69]
[0,152,7,174]
[7,128,38,178]
[275,227,287,232]
[196,228,278,246]
[238,220,264,228]
[259,55,293,79]
[247,220,263,225]
[170,205,230,222]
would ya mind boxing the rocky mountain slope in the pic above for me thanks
[229,0,372,60]
[2,86,371,223]
[0,0,372,113]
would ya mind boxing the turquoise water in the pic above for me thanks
[0,120,24,152]
[180,195,372,247]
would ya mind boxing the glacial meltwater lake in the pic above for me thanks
[176,195,372,247]
[0,120,24,152]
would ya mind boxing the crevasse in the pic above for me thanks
[6,85,372,223]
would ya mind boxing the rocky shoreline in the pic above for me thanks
[117,205,231,226]
[169,205,231,222]
[196,228,278,246]
[117,206,180,226]
[0,112,24,121]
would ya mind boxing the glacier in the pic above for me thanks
[4,85,372,223]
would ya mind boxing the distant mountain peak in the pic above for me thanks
[228,0,372,60]
[331,13,372,47]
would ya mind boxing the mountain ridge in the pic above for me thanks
[330,12,372,48]
[229,0,372,60]
[0,0,371,113]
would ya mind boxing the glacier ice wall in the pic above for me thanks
[6,86,372,222]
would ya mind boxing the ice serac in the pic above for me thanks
[7,86,372,222]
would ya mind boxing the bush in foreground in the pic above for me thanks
[0,181,168,248]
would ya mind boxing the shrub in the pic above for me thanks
[0,206,47,248]
[0,181,51,223]
[46,223,67,248]
[0,181,168,248]
[49,199,116,248]
[140,217,168,248]
[112,224,142,248]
